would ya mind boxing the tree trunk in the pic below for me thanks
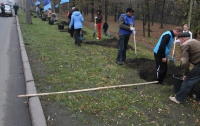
[142,3,145,37]
[146,0,150,37]
[160,0,165,29]
[25,0,32,24]
[105,0,108,21]
[188,0,193,30]
[91,0,94,22]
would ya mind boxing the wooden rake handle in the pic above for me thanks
[18,81,158,98]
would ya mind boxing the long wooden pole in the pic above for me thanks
[18,81,158,98]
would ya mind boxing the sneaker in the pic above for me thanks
[158,81,168,85]
[96,37,99,40]
[116,61,122,65]
[169,96,180,104]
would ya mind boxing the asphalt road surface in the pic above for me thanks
[0,16,32,126]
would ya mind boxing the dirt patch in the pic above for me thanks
[85,38,182,85]
[84,37,133,49]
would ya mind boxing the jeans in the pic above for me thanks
[116,35,130,62]
[176,63,200,102]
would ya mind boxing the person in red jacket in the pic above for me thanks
[95,10,103,40]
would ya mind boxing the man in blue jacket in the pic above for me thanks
[154,27,182,84]
[116,8,135,65]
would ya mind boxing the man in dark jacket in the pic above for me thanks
[153,27,182,84]
[116,8,135,65]
[169,32,200,104]
[68,7,76,38]
[1,3,5,17]
[13,3,19,16]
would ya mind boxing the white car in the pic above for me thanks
[0,4,13,17]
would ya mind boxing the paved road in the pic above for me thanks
[0,16,32,126]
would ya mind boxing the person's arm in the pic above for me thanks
[180,45,190,76]
[69,15,74,28]
[119,16,131,31]
[158,34,171,58]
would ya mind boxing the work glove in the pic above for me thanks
[174,39,180,43]
[130,27,135,31]
[94,24,96,27]
[69,26,71,29]
[95,17,97,19]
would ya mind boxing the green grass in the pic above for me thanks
[18,10,200,126]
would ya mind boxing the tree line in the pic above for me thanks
[19,0,200,38]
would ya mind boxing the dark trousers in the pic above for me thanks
[176,63,200,102]
[116,35,130,62]
[74,28,81,46]
[1,9,5,17]
[70,26,74,38]
[14,9,18,15]
[103,28,108,35]
[154,53,168,83]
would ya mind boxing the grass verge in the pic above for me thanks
[18,10,200,126]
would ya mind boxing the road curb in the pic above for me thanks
[15,16,47,126]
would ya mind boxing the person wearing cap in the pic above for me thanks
[116,8,135,65]
[169,32,200,104]
[95,10,103,40]
[183,24,192,39]
[68,7,76,38]
[154,27,182,84]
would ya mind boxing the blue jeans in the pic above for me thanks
[116,35,130,62]
[176,63,200,102]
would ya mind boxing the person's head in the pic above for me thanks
[74,7,79,11]
[126,8,134,17]
[72,7,75,10]
[183,24,189,31]
[97,10,101,15]
[172,27,183,37]
[177,32,190,44]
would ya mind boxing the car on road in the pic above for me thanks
[0,4,13,17]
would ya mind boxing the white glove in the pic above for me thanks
[174,39,180,43]
[94,24,96,27]
[95,17,97,19]
[130,27,135,31]
[133,30,136,35]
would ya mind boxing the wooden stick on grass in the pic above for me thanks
[18,81,158,98]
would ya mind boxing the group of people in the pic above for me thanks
[67,7,110,46]
[113,7,200,104]
[154,24,200,104]
[0,3,19,17]
[68,7,84,46]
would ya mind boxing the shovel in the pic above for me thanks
[93,17,97,37]
[169,38,176,65]
[133,30,137,58]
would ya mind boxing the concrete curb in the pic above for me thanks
[16,16,47,126]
